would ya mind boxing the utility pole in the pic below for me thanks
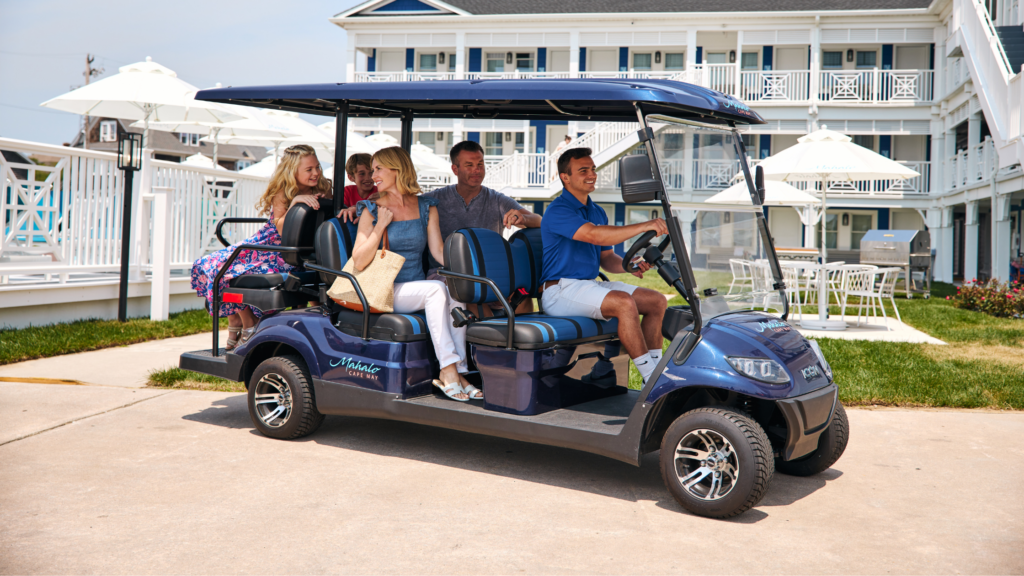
[81,54,103,150]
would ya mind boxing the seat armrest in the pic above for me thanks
[305,263,371,340]
[215,218,268,247]
[437,269,516,350]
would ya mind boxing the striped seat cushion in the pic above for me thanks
[335,309,429,342]
[467,314,619,350]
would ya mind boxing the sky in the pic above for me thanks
[0,0,365,145]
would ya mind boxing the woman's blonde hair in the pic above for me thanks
[372,146,420,197]
[255,144,333,215]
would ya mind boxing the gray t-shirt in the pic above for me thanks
[422,184,524,242]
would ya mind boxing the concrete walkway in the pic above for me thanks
[0,381,1021,574]
[794,315,946,344]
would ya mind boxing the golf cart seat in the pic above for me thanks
[221,203,331,312]
[444,228,619,349]
[314,218,430,342]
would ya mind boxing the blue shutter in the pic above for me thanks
[467,132,480,143]
[696,46,703,64]
[879,135,891,159]
[537,47,547,72]
[405,48,415,72]
[579,47,587,72]
[469,48,481,73]
[882,45,893,70]
[367,49,376,72]
[877,208,890,230]
[762,46,773,71]
[619,47,628,72]
[759,135,771,159]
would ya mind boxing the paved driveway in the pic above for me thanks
[0,381,1021,574]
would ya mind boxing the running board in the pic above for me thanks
[179,349,245,382]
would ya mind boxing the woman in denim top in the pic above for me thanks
[352,146,478,402]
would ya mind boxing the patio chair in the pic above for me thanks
[834,264,877,310]
[803,262,846,308]
[727,259,754,295]
[841,267,902,330]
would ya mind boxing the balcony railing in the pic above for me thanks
[818,69,934,103]
[739,70,811,102]
[946,138,997,190]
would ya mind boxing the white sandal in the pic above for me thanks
[460,381,484,401]
[433,379,468,402]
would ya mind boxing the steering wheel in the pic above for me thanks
[623,231,672,274]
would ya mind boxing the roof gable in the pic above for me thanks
[338,0,464,18]
[364,0,934,15]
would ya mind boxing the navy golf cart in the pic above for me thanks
[181,79,848,519]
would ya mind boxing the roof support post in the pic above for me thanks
[400,110,413,151]
[333,102,349,214]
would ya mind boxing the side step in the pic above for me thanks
[179,349,245,382]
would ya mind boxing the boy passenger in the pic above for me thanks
[338,153,378,222]
[540,148,668,384]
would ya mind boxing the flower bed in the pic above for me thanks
[948,279,1024,318]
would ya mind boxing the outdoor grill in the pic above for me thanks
[859,229,931,298]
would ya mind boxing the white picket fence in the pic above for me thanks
[1,138,270,305]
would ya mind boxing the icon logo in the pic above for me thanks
[801,365,822,381]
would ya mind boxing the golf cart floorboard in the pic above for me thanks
[399,389,637,435]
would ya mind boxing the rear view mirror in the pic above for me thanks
[755,165,766,205]
[620,154,664,203]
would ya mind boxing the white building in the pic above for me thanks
[332,0,1024,283]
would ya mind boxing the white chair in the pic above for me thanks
[727,259,754,295]
[781,266,804,319]
[841,267,903,330]
[834,264,877,311]
[803,262,845,308]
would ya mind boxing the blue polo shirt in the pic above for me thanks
[540,190,612,284]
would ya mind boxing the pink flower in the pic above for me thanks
[945,296,950,300]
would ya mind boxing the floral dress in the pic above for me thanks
[190,210,293,318]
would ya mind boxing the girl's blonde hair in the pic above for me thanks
[255,144,333,215]
[372,146,420,197]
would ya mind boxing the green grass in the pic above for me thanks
[0,309,225,366]
[147,366,243,393]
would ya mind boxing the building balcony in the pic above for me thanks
[353,67,935,105]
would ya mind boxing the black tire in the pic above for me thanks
[247,355,324,440]
[659,407,774,519]
[775,401,849,477]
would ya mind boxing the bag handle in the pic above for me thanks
[379,227,389,258]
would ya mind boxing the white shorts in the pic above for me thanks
[541,278,638,321]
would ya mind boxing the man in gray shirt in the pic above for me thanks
[424,140,541,314]
[423,140,541,241]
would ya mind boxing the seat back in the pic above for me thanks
[508,227,544,298]
[445,228,527,304]
[314,218,352,284]
[279,204,334,267]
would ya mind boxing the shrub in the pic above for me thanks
[948,279,1024,318]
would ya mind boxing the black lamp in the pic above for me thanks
[655,51,661,64]
[438,53,445,64]
[846,49,854,62]
[116,132,143,322]
[506,52,513,64]
[729,50,736,63]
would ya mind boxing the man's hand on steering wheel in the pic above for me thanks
[622,219,672,277]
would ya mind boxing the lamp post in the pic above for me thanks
[116,132,143,322]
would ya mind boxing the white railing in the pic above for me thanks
[0,137,270,283]
[946,58,971,94]
[818,69,934,103]
[739,70,811,102]
[945,138,998,190]
[703,64,737,96]
[354,71,457,82]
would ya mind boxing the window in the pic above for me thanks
[706,52,728,64]
[815,214,838,250]
[741,52,758,70]
[486,52,504,73]
[419,53,437,72]
[664,52,685,71]
[732,212,755,248]
[418,132,436,147]
[448,53,456,71]
[99,120,117,143]
[484,132,502,156]
[633,53,652,71]
[515,53,533,72]
[662,133,686,160]
[856,51,877,68]
[515,132,525,153]
[236,160,253,171]
[852,135,875,151]
[179,133,201,146]
[823,51,843,69]
[700,211,721,247]
[850,214,873,249]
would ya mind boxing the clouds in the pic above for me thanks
[0,0,363,144]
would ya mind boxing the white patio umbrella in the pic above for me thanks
[756,126,920,330]
[705,180,820,206]
[411,143,453,178]
[41,57,242,148]
[239,155,279,178]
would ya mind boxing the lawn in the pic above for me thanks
[0,309,224,366]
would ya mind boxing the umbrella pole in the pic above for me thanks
[818,175,828,322]
[211,128,220,170]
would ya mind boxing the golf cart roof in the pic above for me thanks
[194,79,765,125]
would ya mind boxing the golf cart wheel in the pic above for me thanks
[247,355,324,440]
[776,401,849,477]
[660,408,774,519]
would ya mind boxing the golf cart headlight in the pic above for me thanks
[726,356,790,384]
[807,340,833,380]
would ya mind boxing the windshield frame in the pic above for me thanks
[638,109,789,331]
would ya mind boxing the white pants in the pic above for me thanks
[393,280,468,373]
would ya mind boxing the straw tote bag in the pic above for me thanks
[327,228,405,313]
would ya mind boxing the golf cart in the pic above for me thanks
[180,79,848,519]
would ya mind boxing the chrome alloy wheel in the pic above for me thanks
[674,428,739,501]
[253,373,292,428]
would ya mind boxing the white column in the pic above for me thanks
[686,30,697,69]
[992,190,1012,281]
[453,118,464,146]
[968,112,981,146]
[928,206,954,282]
[345,32,357,83]
[931,123,944,193]
[455,31,466,80]
[734,30,744,98]
[964,200,979,281]
[149,186,173,321]
[131,150,154,282]
[809,21,821,108]
[570,31,580,76]
[674,208,696,260]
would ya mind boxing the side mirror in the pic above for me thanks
[620,154,663,203]
[755,165,766,205]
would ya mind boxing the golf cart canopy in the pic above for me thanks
[194,79,766,125]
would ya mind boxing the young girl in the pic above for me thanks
[351,146,480,402]
[191,144,331,349]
